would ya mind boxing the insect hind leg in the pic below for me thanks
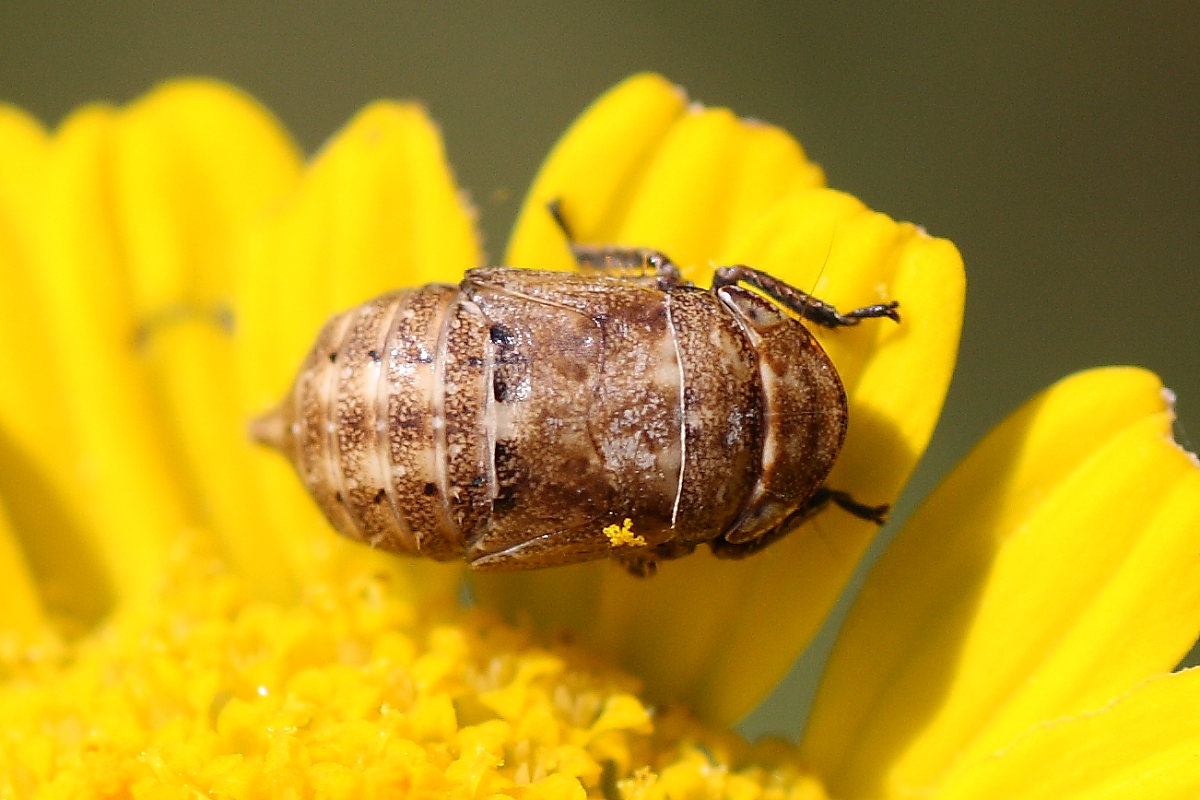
[547,200,684,289]
[709,487,888,560]
[712,264,900,328]
[823,488,889,524]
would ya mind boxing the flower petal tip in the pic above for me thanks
[1156,384,1200,466]
[144,76,253,100]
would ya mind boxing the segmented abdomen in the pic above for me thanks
[258,268,847,569]
[276,284,491,559]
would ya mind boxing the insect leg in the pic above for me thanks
[823,489,889,524]
[547,200,684,288]
[709,487,888,560]
[613,552,659,578]
[612,539,699,578]
[712,265,900,328]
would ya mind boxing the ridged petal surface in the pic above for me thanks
[801,368,1200,799]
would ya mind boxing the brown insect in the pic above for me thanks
[251,205,898,576]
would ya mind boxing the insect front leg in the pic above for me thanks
[709,487,889,560]
[712,265,900,328]
[547,200,684,289]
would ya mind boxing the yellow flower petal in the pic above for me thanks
[21,103,191,601]
[685,196,963,721]
[0,106,70,498]
[0,419,114,634]
[802,367,1200,799]
[0,107,112,631]
[0,104,60,471]
[612,106,789,266]
[115,80,302,314]
[236,100,480,594]
[508,73,823,274]
[0,493,43,634]
[622,118,823,270]
[482,74,961,724]
[938,667,1200,800]
[114,80,303,601]
[506,73,689,268]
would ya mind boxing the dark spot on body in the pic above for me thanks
[328,352,338,363]
[367,349,381,362]
[423,482,438,496]
[471,475,486,487]
[373,489,386,504]
[467,356,484,367]
[334,491,343,503]
[416,351,434,364]
[489,324,516,348]
[493,375,510,402]
[494,440,516,472]
[492,441,523,511]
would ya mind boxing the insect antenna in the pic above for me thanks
[801,223,839,324]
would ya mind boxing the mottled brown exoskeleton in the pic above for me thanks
[252,205,899,576]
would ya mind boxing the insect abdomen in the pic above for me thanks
[256,267,849,570]
[262,284,485,559]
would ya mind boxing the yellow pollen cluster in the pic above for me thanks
[0,557,827,799]
[603,518,647,548]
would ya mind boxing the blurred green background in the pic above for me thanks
[3,3,1196,737]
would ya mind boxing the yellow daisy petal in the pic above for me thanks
[22,103,191,601]
[612,106,766,265]
[115,80,302,315]
[506,73,689,268]
[0,104,59,471]
[0,493,43,634]
[114,80,302,601]
[236,100,480,594]
[0,106,82,518]
[938,667,1200,800]
[613,112,822,271]
[713,120,828,250]
[678,196,962,721]
[0,419,113,634]
[480,77,962,725]
[802,367,1200,799]
[508,73,823,274]
[0,107,107,631]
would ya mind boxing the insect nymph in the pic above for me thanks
[252,205,899,576]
